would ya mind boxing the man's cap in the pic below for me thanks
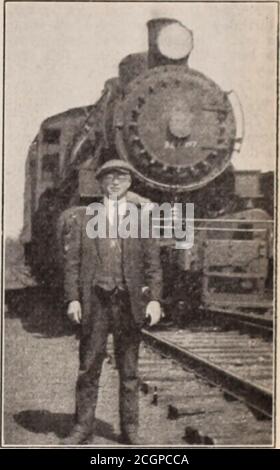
[96,159,134,179]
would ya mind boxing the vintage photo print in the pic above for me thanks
[1,1,278,448]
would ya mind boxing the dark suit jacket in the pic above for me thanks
[62,198,162,331]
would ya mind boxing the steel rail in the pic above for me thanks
[202,307,273,339]
[141,329,272,419]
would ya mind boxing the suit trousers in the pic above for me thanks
[75,285,141,436]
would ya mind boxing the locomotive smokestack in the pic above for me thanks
[147,18,193,68]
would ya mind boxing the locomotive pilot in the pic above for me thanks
[62,159,162,445]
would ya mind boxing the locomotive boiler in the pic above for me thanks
[21,18,273,318]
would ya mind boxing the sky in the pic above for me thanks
[4,1,278,238]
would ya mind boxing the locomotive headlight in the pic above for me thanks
[157,23,193,60]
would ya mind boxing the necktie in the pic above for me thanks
[109,201,121,250]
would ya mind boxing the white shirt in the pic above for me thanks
[104,196,127,226]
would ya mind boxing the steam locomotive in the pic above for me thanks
[21,18,273,317]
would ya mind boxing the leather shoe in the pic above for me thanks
[60,427,94,445]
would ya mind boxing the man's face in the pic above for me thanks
[100,170,132,200]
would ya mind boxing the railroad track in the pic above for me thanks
[105,336,273,445]
[141,325,273,420]
[4,287,273,445]
[202,306,273,338]
[136,337,272,445]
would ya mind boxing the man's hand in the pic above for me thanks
[145,300,162,326]
[67,300,82,324]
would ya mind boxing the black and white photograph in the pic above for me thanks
[1,1,278,449]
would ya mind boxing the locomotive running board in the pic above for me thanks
[141,330,272,419]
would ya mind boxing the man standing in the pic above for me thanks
[62,159,162,445]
